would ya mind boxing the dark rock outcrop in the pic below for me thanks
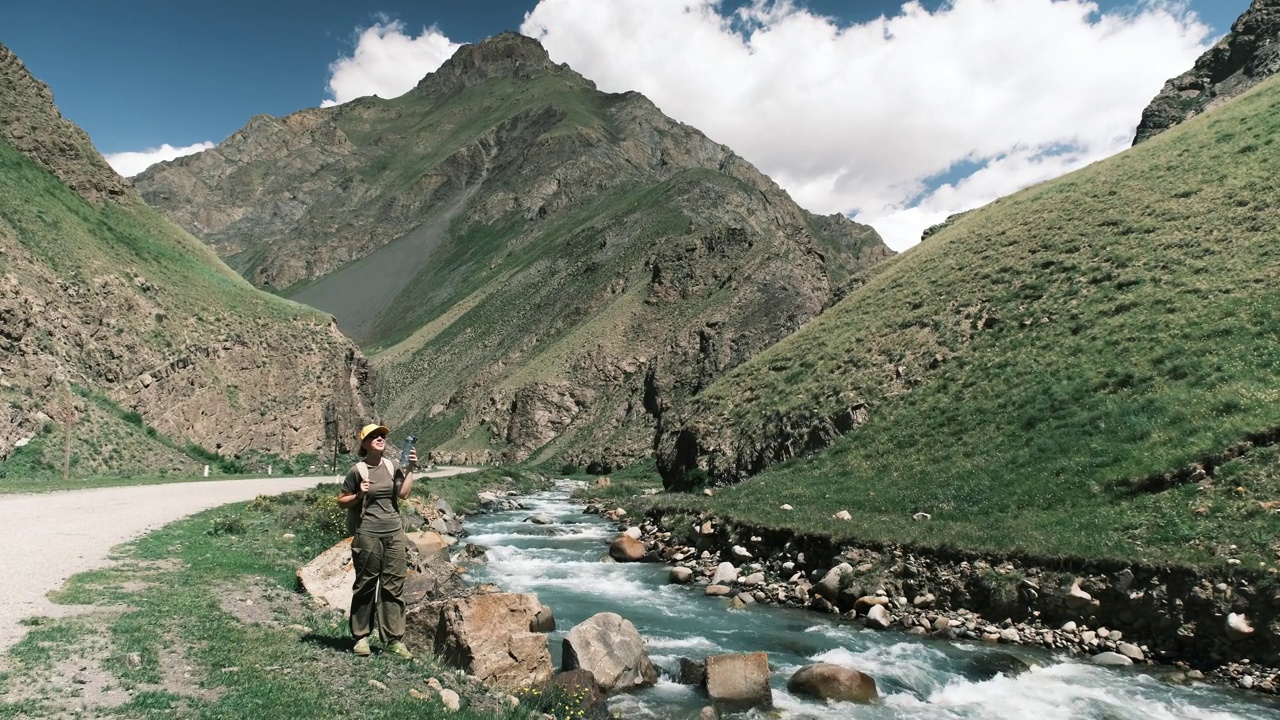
[1134,0,1280,144]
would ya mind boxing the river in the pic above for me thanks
[461,481,1280,719]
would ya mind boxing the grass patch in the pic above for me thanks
[566,458,664,503]
[0,472,554,719]
[656,75,1280,572]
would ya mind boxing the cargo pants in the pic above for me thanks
[349,530,407,643]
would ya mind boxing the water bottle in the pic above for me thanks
[399,435,416,469]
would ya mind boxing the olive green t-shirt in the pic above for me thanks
[342,459,402,535]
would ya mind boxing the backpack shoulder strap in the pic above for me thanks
[355,462,371,481]
[384,458,402,511]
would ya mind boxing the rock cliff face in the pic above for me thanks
[0,44,134,205]
[133,33,892,469]
[0,42,372,477]
[1133,0,1280,144]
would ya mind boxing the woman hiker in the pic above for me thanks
[337,423,417,658]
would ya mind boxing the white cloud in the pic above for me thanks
[104,141,215,178]
[321,20,461,107]
[521,0,1214,250]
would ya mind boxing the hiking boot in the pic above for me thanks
[352,636,372,656]
[386,641,414,660]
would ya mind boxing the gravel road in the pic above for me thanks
[0,467,476,654]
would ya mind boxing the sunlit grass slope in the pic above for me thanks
[662,75,1280,568]
[0,138,333,479]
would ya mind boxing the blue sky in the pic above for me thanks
[0,1,1252,249]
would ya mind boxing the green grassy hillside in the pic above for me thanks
[0,135,366,479]
[655,74,1280,568]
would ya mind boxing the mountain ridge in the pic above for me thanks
[1133,0,1280,144]
[132,32,893,470]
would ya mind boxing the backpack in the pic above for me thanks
[346,458,404,534]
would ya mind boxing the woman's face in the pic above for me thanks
[364,433,387,455]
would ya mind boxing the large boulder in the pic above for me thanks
[562,612,659,691]
[609,534,647,562]
[296,537,355,613]
[705,652,772,709]
[406,592,553,690]
[299,535,467,614]
[787,663,878,703]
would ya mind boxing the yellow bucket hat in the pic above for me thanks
[356,423,389,456]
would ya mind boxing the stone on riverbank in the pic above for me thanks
[405,592,553,690]
[787,663,878,703]
[670,567,694,584]
[712,562,739,584]
[815,563,853,603]
[1091,652,1134,667]
[706,652,772,708]
[1226,613,1255,641]
[563,612,659,691]
[609,534,647,562]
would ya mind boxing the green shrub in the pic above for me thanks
[207,515,247,536]
[307,492,347,543]
[559,463,579,476]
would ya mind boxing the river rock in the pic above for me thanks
[731,545,753,560]
[1091,652,1134,667]
[624,526,643,539]
[405,530,451,560]
[562,612,659,691]
[699,707,719,720]
[833,510,852,521]
[787,662,878,703]
[531,604,556,632]
[405,592,552,690]
[742,572,765,586]
[679,658,707,685]
[402,546,467,606]
[453,543,490,564]
[1117,643,1144,661]
[669,567,694,584]
[853,595,888,613]
[965,651,1034,680]
[815,563,853,602]
[525,514,555,525]
[705,652,772,709]
[711,562,739,585]
[1066,581,1095,610]
[543,669,608,720]
[1226,613,1255,641]
[706,585,732,596]
[609,534,647,562]
[863,605,891,630]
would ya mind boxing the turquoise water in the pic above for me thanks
[463,482,1280,719]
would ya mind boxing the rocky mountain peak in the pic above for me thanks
[1133,0,1280,144]
[0,42,136,204]
[412,32,593,97]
